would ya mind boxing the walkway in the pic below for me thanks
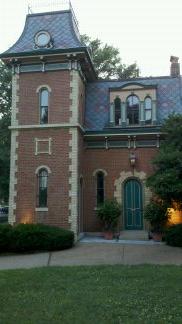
[0,242,181,270]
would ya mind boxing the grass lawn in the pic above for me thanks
[0,265,181,323]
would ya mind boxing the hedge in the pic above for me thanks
[165,224,182,247]
[0,224,74,253]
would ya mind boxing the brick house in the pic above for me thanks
[1,7,182,239]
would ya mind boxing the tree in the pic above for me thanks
[81,34,139,79]
[147,114,182,209]
[0,60,11,203]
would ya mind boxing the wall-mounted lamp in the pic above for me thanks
[129,152,136,166]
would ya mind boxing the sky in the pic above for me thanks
[0,0,182,77]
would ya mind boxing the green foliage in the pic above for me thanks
[81,34,139,79]
[165,224,182,247]
[0,223,74,253]
[144,201,168,232]
[0,60,11,203]
[147,114,182,207]
[97,199,121,230]
[0,224,12,252]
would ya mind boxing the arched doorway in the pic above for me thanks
[124,179,143,230]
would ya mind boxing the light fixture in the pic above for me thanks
[129,152,136,166]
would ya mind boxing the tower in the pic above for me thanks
[0,6,95,238]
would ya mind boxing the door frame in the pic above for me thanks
[122,177,144,230]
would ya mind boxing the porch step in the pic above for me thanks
[119,230,149,241]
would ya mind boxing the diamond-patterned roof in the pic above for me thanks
[3,10,82,55]
[85,77,182,130]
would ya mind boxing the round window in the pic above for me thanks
[35,31,51,48]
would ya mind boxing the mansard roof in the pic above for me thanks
[85,76,182,131]
[1,10,84,57]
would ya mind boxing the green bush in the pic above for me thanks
[0,223,74,253]
[165,224,182,247]
[97,199,121,231]
[144,201,168,232]
[0,224,12,252]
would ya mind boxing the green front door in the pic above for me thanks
[124,179,143,230]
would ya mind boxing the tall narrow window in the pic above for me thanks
[97,171,104,206]
[40,88,49,124]
[38,169,48,207]
[126,95,139,125]
[114,97,121,125]
[144,97,152,124]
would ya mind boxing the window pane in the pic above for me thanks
[145,97,152,124]
[40,106,48,124]
[127,95,139,125]
[97,172,104,206]
[145,97,152,110]
[114,98,121,125]
[145,110,152,122]
[41,89,49,106]
[38,169,48,207]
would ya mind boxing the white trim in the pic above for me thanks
[70,70,79,123]
[9,123,85,132]
[36,85,52,93]
[93,169,108,177]
[69,128,79,238]
[35,165,51,174]
[35,138,52,155]
[9,74,19,225]
[35,207,48,212]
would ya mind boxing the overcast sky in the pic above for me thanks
[0,0,182,77]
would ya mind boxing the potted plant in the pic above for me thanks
[97,199,121,240]
[144,200,168,241]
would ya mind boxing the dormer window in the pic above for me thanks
[34,31,53,49]
[110,83,157,127]
[114,97,121,125]
[144,97,152,124]
[126,95,139,125]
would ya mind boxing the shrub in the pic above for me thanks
[165,224,182,247]
[144,201,168,232]
[0,224,12,252]
[0,223,74,253]
[97,199,121,231]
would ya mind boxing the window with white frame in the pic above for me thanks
[39,88,49,124]
[126,95,139,125]
[144,96,152,124]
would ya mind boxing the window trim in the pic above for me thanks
[114,97,121,126]
[126,94,140,126]
[37,168,48,208]
[39,88,49,124]
[144,96,152,124]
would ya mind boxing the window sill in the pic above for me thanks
[35,207,48,212]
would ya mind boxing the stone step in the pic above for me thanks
[119,230,149,241]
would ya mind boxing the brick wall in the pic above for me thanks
[19,71,71,125]
[82,147,157,231]
[16,129,71,228]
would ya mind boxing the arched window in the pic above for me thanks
[38,168,48,207]
[97,171,105,206]
[40,88,49,124]
[114,97,121,125]
[144,97,152,124]
[126,95,139,125]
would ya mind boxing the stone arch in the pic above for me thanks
[35,165,51,174]
[114,170,152,230]
[36,84,52,93]
[114,170,151,204]
[92,169,108,177]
